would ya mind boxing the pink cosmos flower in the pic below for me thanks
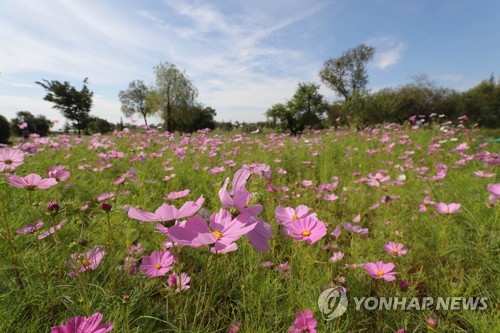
[434,202,462,214]
[66,247,106,276]
[127,196,204,223]
[218,168,263,215]
[331,226,341,238]
[167,209,257,253]
[363,261,398,281]
[275,205,317,226]
[38,219,67,239]
[47,165,70,182]
[167,272,191,292]
[342,222,369,235]
[0,148,24,172]
[329,251,344,262]
[166,189,190,200]
[289,309,317,333]
[16,221,44,235]
[244,215,272,252]
[7,173,58,190]
[473,171,495,178]
[140,250,176,277]
[97,192,115,202]
[487,184,500,202]
[51,312,113,333]
[383,242,408,256]
[283,216,327,244]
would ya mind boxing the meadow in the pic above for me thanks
[0,120,498,332]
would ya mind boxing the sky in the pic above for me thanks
[1,0,499,128]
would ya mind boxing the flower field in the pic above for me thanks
[0,122,498,332]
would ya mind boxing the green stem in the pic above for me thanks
[1,202,24,290]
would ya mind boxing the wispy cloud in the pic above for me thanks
[366,36,405,70]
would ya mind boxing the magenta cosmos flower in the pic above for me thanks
[383,242,407,256]
[7,173,58,190]
[66,247,106,276]
[0,148,24,172]
[289,309,317,333]
[128,196,204,223]
[140,250,176,277]
[47,165,70,182]
[363,261,398,281]
[51,312,113,333]
[218,168,263,215]
[283,216,327,244]
[434,202,461,214]
[167,209,257,253]
[167,272,191,292]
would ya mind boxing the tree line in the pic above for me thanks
[266,44,500,133]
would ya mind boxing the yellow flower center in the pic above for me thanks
[212,230,223,239]
[155,263,162,269]
[444,209,450,214]
[292,214,299,221]
[82,259,90,267]
[376,270,384,276]
[301,230,311,237]
[392,249,399,254]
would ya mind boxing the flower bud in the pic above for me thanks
[47,201,60,213]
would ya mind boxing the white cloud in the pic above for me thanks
[374,42,405,70]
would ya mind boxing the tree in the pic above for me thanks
[154,62,198,132]
[0,114,10,144]
[11,111,53,137]
[86,116,115,134]
[36,78,93,135]
[118,80,154,127]
[170,103,216,133]
[265,83,328,135]
[320,44,375,101]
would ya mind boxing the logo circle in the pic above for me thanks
[318,286,348,320]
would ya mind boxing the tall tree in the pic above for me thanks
[118,80,153,127]
[154,62,198,132]
[265,83,328,135]
[11,111,53,137]
[36,78,93,135]
[319,44,375,101]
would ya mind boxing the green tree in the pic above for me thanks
[86,116,114,134]
[320,44,375,101]
[118,80,154,127]
[154,62,198,132]
[265,83,328,135]
[36,78,93,135]
[0,114,10,143]
[462,75,500,128]
[10,111,53,137]
[171,103,216,133]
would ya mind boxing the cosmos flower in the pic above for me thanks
[363,261,398,281]
[140,250,176,277]
[167,272,191,292]
[275,205,317,226]
[289,309,317,333]
[7,173,58,190]
[283,216,326,244]
[66,247,106,276]
[0,148,24,172]
[16,221,44,235]
[383,242,408,256]
[51,312,113,333]
[433,202,462,214]
[127,196,204,223]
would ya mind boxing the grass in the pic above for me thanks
[0,123,498,332]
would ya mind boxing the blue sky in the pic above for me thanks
[1,0,498,127]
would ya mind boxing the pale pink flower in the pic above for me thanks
[66,247,106,276]
[331,226,341,238]
[47,165,70,182]
[363,261,398,281]
[434,202,462,214]
[283,216,327,244]
[487,184,500,202]
[275,205,316,226]
[167,272,191,292]
[473,171,495,178]
[128,196,204,223]
[0,148,24,172]
[7,173,57,190]
[166,189,190,200]
[329,251,344,262]
[97,192,115,202]
[343,222,369,235]
[38,220,67,239]
[383,242,408,256]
